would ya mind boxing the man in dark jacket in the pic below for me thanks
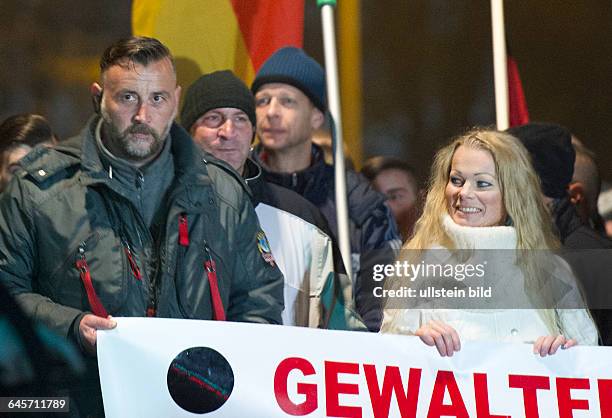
[508,122,612,345]
[250,47,401,331]
[180,69,365,330]
[0,37,283,416]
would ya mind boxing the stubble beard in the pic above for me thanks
[100,106,171,163]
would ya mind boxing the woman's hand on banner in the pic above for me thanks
[533,334,577,357]
[415,319,461,357]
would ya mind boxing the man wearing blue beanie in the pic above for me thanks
[251,47,401,332]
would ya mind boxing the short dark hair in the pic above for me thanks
[362,156,417,183]
[0,113,57,154]
[572,139,601,205]
[99,36,174,74]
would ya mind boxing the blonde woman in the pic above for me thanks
[381,128,598,356]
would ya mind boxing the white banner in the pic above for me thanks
[98,318,612,417]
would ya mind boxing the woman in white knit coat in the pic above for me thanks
[381,128,598,356]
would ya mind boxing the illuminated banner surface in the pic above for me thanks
[98,318,612,417]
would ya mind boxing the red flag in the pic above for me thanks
[507,54,530,127]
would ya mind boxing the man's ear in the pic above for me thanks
[310,108,325,130]
[568,182,584,205]
[90,83,103,113]
[174,85,182,104]
[171,85,182,122]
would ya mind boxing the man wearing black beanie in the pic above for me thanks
[508,122,611,249]
[508,122,612,346]
[181,70,365,330]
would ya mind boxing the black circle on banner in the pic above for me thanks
[167,347,234,414]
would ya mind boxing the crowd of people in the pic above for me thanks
[0,36,610,417]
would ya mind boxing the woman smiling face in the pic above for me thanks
[445,145,506,227]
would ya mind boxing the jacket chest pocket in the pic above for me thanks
[174,214,229,320]
[46,230,129,313]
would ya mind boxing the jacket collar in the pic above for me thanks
[59,116,211,211]
[243,157,265,206]
[252,143,331,203]
[93,118,174,197]
[251,142,388,226]
[550,197,583,241]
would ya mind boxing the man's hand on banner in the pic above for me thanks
[532,334,577,357]
[414,319,461,357]
[79,314,117,356]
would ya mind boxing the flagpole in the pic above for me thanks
[318,0,353,281]
[490,0,509,130]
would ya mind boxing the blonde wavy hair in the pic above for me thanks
[406,127,558,251]
[401,127,563,333]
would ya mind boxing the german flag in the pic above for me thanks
[132,0,304,88]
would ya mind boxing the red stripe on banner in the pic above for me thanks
[507,55,530,127]
[230,0,305,71]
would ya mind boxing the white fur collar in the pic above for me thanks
[442,214,517,249]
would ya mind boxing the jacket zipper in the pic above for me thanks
[126,202,157,317]
[122,239,142,281]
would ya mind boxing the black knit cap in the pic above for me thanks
[251,47,326,112]
[180,70,256,132]
[507,122,575,199]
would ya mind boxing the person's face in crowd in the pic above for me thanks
[0,144,32,189]
[605,220,612,238]
[190,108,254,173]
[92,58,181,166]
[254,83,323,153]
[445,145,506,227]
[373,168,418,228]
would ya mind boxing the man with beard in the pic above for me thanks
[0,37,283,417]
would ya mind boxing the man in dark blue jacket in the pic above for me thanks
[250,47,401,331]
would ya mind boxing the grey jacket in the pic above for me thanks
[0,117,284,345]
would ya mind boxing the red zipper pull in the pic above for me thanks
[204,242,225,321]
[179,214,189,246]
[124,244,142,281]
[76,246,108,318]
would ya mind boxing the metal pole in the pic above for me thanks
[318,0,353,280]
[491,0,509,130]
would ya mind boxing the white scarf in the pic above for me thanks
[441,214,517,250]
